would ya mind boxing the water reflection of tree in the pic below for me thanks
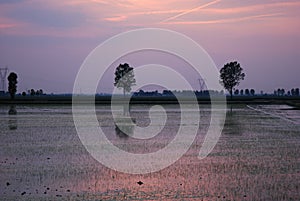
[115,118,135,139]
[8,105,17,130]
[223,110,243,135]
[115,126,129,139]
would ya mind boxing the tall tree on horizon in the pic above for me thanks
[219,61,245,99]
[7,72,18,100]
[114,63,136,116]
[114,63,136,96]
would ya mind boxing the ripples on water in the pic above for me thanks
[0,104,299,200]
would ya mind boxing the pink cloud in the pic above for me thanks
[0,23,17,29]
[104,15,127,22]
[0,17,24,31]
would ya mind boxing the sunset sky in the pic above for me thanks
[0,0,299,94]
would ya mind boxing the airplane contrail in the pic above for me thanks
[160,12,283,25]
[160,0,221,23]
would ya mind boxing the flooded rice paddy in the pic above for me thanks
[0,104,299,200]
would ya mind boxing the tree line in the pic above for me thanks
[4,62,299,100]
[5,72,45,99]
[274,88,299,96]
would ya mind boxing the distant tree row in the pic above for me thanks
[5,72,47,99]
[4,63,300,101]
[274,88,299,96]
[218,61,300,97]
[234,89,255,96]
[21,89,45,96]
[230,88,300,97]
[133,89,224,97]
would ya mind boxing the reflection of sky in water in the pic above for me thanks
[0,104,299,200]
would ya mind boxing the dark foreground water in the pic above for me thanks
[0,104,299,200]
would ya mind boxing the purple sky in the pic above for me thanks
[0,0,299,94]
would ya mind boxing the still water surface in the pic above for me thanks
[0,104,299,200]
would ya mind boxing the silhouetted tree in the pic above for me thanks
[245,89,250,96]
[36,89,43,95]
[7,72,18,99]
[277,88,281,96]
[295,88,299,96]
[22,91,26,96]
[250,89,255,96]
[291,88,295,96]
[277,88,285,96]
[291,88,300,96]
[30,89,35,96]
[114,63,136,96]
[240,89,244,96]
[219,61,245,99]
[234,89,239,95]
